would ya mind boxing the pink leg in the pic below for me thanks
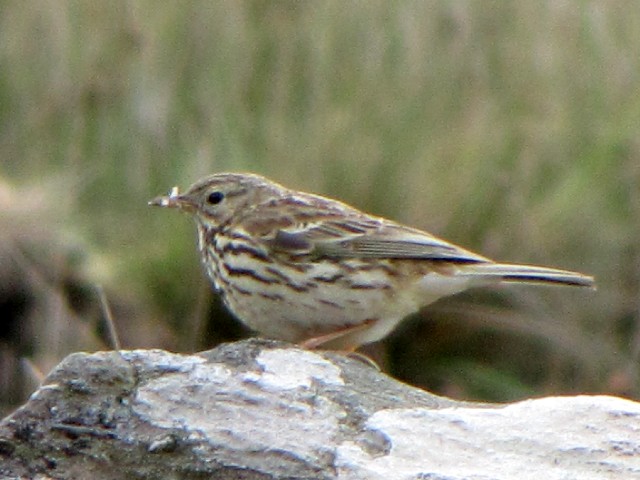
[299,319,376,350]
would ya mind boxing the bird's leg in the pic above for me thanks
[299,319,376,350]
[299,320,380,369]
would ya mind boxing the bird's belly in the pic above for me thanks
[211,253,422,343]
[234,284,394,342]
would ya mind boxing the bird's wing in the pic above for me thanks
[242,197,489,263]
[317,226,488,262]
[285,221,488,262]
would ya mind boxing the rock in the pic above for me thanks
[0,339,639,480]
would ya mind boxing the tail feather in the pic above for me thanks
[461,263,596,288]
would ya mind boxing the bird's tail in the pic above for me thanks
[460,262,596,288]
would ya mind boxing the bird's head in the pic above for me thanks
[149,173,285,228]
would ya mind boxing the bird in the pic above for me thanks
[149,172,595,351]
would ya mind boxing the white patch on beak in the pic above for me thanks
[155,186,181,207]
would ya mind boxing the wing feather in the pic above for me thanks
[267,217,489,263]
[238,193,490,263]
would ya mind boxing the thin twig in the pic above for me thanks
[20,357,45,385]
[96,285,121,351]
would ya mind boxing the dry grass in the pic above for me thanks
[1,1,639,410]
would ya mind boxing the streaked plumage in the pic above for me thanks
[150,173,595,350]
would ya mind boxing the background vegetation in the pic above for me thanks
[1,1,639,414]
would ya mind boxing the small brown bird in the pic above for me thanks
[149,173,595,350]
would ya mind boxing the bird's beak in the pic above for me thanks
[148,186,197,212]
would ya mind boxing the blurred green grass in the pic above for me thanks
[1,1,639,410]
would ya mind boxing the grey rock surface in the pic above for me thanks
[0,339,639,479]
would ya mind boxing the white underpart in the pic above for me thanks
[418,272,475,298]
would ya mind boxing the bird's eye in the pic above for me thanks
[207,191,225,205]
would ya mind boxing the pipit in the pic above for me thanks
[149,173,594,350]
